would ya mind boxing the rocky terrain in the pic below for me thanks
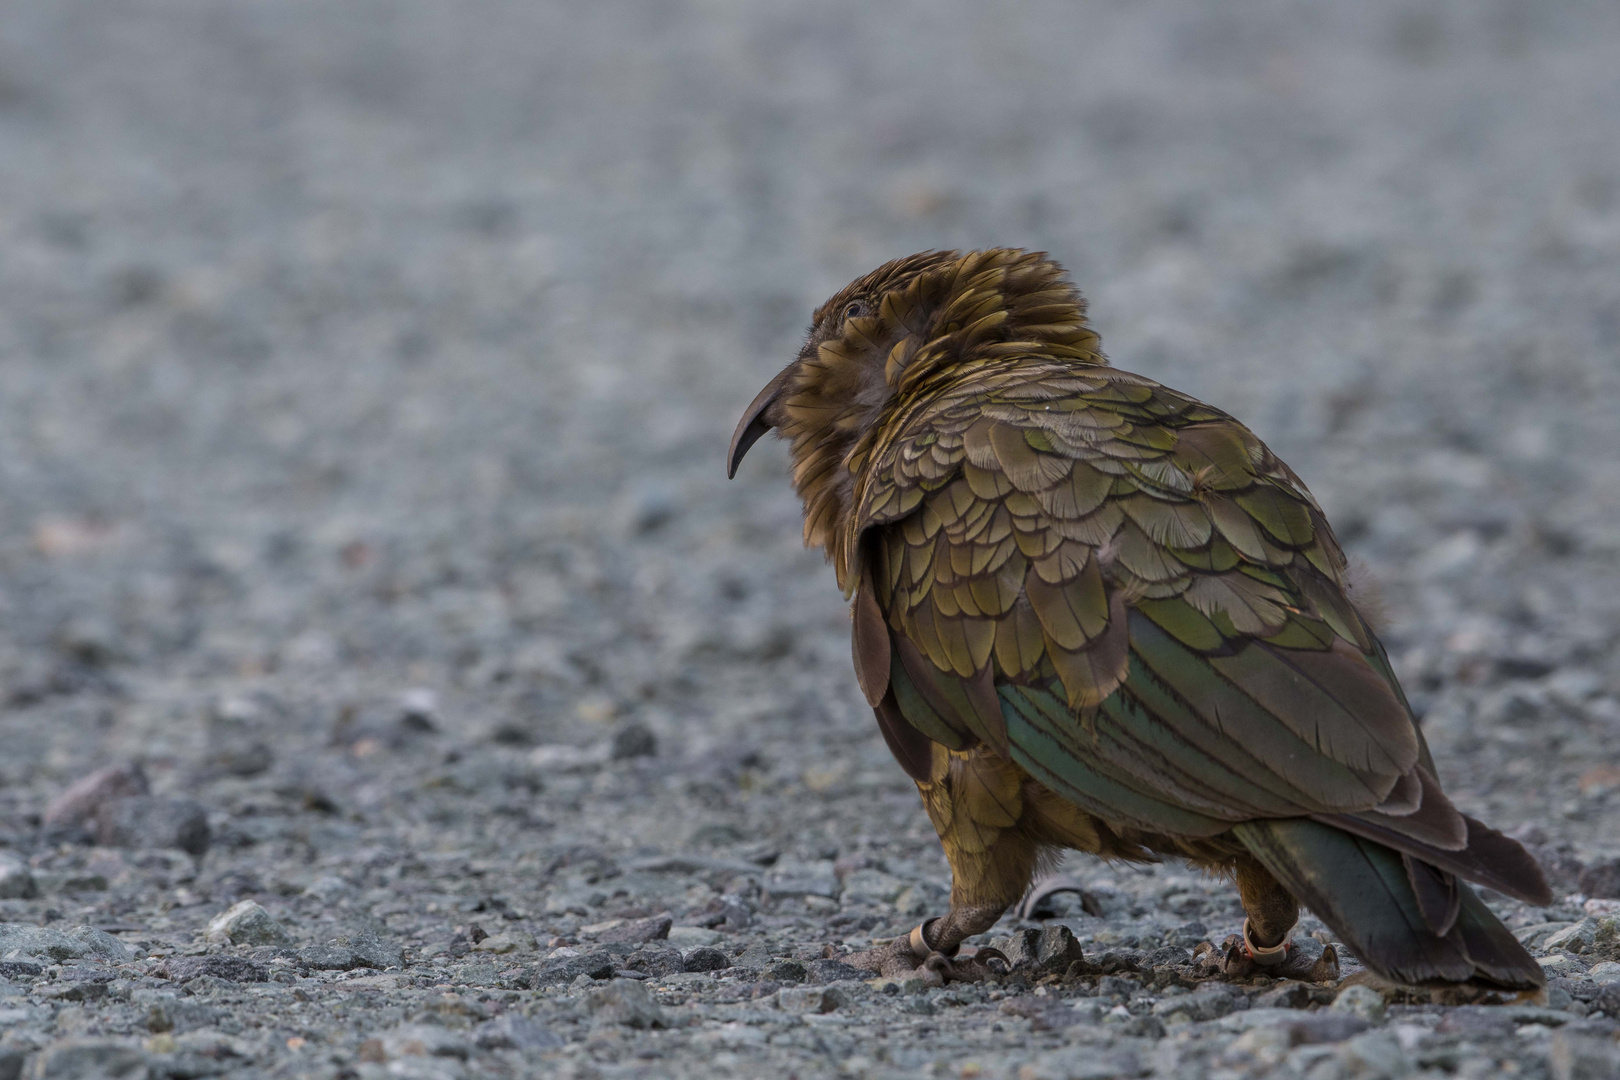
[0,1,1618,1077]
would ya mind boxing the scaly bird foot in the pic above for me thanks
[845,922,1010,985]
[1215,933,1340,983]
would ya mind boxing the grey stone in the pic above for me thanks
[996,928,1042,970]
[296,944,362,971]
[1254,981,1312,1009]
[1152,987,1234,1023]
[597,914,672,944]
[764,958,807,983]
[42,763,148,828]
[0,855,36,902]
[587,978,666,1028]
[1579,860,1620,900]
[144,999,221,1034]
[806,958,866,983]
[380,1023,470,1060]
[610,722,657,759]
[93,797,210,857]
[533,950,616,985]
[204,900,292,947]
[0,924,131,963]
[778,985,847,1014]
[1036,925,1085,972]
[764,861,840,900]
[1336,1031,1410,1078]
[24,1041,148,1080]
[1330,983,1387,1023]
[472,1014,564,1052]
[1547,918,1600,953]
[623,945,684,977]
[332,930,403,968]
[1550,1031,1620,1080]
[0,1050,19,1080]
[159,956,268,983]
[682,946,729,973]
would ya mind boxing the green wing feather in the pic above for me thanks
[854,362,1521,868]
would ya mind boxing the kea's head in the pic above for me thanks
[728,248,1104,582]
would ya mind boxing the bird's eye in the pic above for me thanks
[842,301,868,321]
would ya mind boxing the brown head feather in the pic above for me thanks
[733,248,1106,590]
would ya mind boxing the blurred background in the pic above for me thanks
[0,0,1617,1006]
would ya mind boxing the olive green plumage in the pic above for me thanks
[730,248,1550,990]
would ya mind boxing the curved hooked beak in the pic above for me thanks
[726,366,793,479]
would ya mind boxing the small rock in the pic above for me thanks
[1336,1031,1407,1077]
[806,958,867,983]
[764,861,840,901]
[1579,860,1620,900]
[93,797,210,856]
[398,688,439,732]
[0,924,131,963]
[379,1023,469,1060]
[778,985,847,1014]
[997,928,1042,970]
[205,900,292,947]
[40,981,109,1002]
[0,960,42,979]
[624,946,684,977]
[610,723,657,760]
[1254,981,1312,1009]
[665,925,724,950]
[42,762,149,828]
[0,1049,20,1080]
[597,915,672,945]
[1547,919,1600,954]
[1593,983,1620,1018]
[1331,983,1387,1023]
[473,930,538,955]
[0,854,37,900]
[1153,987,1234,1023]
[144,999,221,1034]
[297,944,362,971]
[159,956,268,983]
[587,978,666,1028]
[533,950,616,986]
[764,959,807,983]
[473,1014,564,1052]
[1035,925,1085,973]
[25,1040,148,1080]
[1587,962,1620,984]
[683,946,729,973]
[1550,1030,1620,1080]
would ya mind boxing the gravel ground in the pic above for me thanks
[0,2,1618,1078]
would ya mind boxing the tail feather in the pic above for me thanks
[1234,818,1544,990]
[1319,811,1552,907]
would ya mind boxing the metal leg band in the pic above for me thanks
[1242,918,1290,967]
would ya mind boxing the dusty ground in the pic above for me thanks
[0,2,1618,1077]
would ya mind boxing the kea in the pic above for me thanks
[727,248,1550,991]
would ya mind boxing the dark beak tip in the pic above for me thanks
[726,370,789,478]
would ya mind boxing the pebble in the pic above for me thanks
[596,914,673,945]
[587,978,666,1028]
[42,763,148,828]
[778,985,847,1014]
[0,856,37,901]
[1330,984,1387,1023]
[682,946,729,973]
[93,797,211,857]
[204,900,292,947]
[159,956,268,984]
[0,924,130,963]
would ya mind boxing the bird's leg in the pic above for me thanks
[848,772,1038,984]
[1221,854,1338,981]
[1236,854,1297,959]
